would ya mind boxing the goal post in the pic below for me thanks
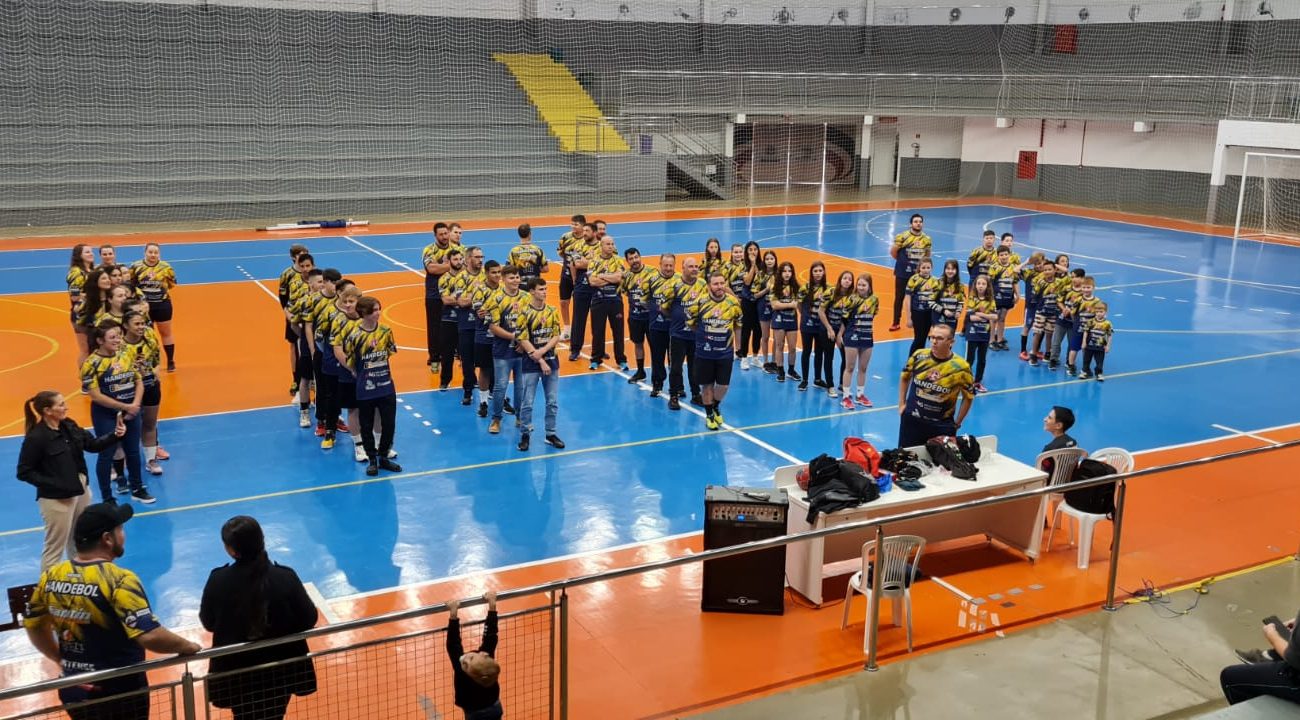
[1234,151,1300,244]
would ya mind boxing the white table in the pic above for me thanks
[780,436,1048,606]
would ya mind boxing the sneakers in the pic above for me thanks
[798,381,809,392]
[856,394,872,408]
[1028,357,1040,367]
[145,460,163,476]
[167,362,177,372]
[841,396,855,410]
[1066,365,1077,376]
[714,410,725,425]
[705,414,721,431]
[366,460,379,476]
[430,362,440,375]
[776,369,786,382]
[488,419,502,434]
[314,422,326,437]
[888,324,901,332]
[477,402,488,418]
[335,420,349,432]
[378,458,402,472]
[518,434,530,451]
[1078,371,1092,380]
[740,357,751,371]
[545,434,566,449]
[1018,351,1029,361]
[461,390,473,406]
[1048,361,1059,371]
[668,395,681,411]
[649,387,661,398]
[321,436,335,450]
[131,488,156,505]
[438,384,450,392]
[115,482,129,495]
[354,443,367,463]
[786,367,802,381]
[627,370,647,383]
[763,362,778,375]
[155,447,170,461]
[1235,648,1270,664]
[562,326,571,341]
[588,361,599,371]
[973,382,987,394]
[387,448,398,459]
[618,362,630,373]
[504,399,515,415]
[1096,373,1106,382]
[298,410,311,428]
[828,387,840,398]
[690,394,705,407]
[813,379,830,390]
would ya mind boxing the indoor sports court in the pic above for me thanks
[3,1,1300,718]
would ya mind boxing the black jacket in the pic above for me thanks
[199,560,319,707]
[16,420,119,500]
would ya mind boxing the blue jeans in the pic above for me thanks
[519,367,558,439]
[490,356,523,421]
[90,403,143,500]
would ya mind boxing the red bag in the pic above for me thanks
[842,437,882,478]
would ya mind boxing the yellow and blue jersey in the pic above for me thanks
[507,243,546,279]
[798,283,831,331]
[722,260,749,298]
[932,282,966,326]
[645,271,679,331]
[25,559,161,676]
[81,347,141,404]
[438,270,474,323]
[990,262,1019,305]
[484,289,529,358]
[689,293,742,360]
[1084,319,1114,350]
[130,260,176,303]
[1073,295,1102,332]
[277,265,298,308]
[963,297,997,342]
[126,327,162,389]
[570,239,601,295]
[622,265,657,321]
[588,253,627,303]
[892,231,932,278]
[968,246,996,280]
[469,281,500,344]
[901,349,974,423]
[906,274,941,315]
[341,324,397,399]
[517,303,562,371]
[421,240,461,299]
[666,275,710,340]
[66,266,88,310]
[841,293,879,345]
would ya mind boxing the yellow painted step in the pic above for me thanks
[493,53,629,153]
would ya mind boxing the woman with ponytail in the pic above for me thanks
[16,391,125,571]
[201,516,318,720]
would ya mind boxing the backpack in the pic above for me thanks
[1063,458,1118,515]
[842,437,882,477]
[955,435,981,464]
[804,454,841,493]
[837,460,880,503]
[926,436,979,480]
[879,448,919,474]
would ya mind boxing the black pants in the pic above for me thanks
[474,343,495,390]
[648,329,670,391]
[589,300,627,365]
[311,347,326,424]
[61,678,149,720]
[458,329,477,391]
[569,292,592,359]
[424,297,443,365]
[909,311,932,357]
[358,394,396,460]
[892,276,908,325]
[898,413,955,449]
[669,336,698,398]
[965,340,989,383]
[1083,348,1106,374]
[1220,661,1300,705]
[739,299,760,356]
[231,693,292,720]
[800,329,832,382]
[438,321,459,387]
[318,372,340,437]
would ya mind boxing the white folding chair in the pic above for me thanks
[1046,447,1131,569]
[841,534,925,653]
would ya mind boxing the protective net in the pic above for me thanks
[2,0,1299,227]
[1233,151,1300,244]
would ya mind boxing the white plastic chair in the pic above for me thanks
[1046,447,1132,569]
[841,535,925,654]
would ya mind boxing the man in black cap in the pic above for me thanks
[1043,406,1077,452]
[25,503,200,719]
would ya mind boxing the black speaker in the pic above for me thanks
[701,486,788,615]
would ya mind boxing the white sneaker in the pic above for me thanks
[740,356,751,371]
[354,443,367,463]
[828,387,840,398]
[387,448,398,459]
[298,410,310,428]
[562,326,571,341]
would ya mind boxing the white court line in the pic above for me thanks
[1209,424,1281,446]
[304,582,341,624]
[343,235,424,277]
[236,265,280,302]
[929,575,975,602]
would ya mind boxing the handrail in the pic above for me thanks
[618,69,1300,82]
[5,436,1298,701]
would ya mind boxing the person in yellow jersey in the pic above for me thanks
[753,250,778,373]
[24,503,200,719]
[587,234,629,372]
[889,213,932,331]
[963,275,999,394]
[836,273,879,409]
[436,248,470,391]
[81,322,153,505]
[1079,301,1114,382]
[514,277,566,451]
[988,246,1019,351]
[664,257,708,410]
[557,214,586,340]
[317,280,357,451]
[644,253,678,397]
[121,312,167,476]
[486,266,529,435]
[931,259,966,334]
[701,237,725,281]
[507,223,547,283]
[1050,268,1087,374]
[130,243,178,372]
[67,244,96,368]
[303,269,343,438]
[768,261,802,383]
[329,284,369,460]
[797,261,833,392]
[905,258,940,356]
[999,232,1022,266]
[688,272,743,430]
[621,247,657,384]
[277,245,310,394]
[421,222,459,375]
[820,270,855,399]
[454,247,487,406]
[470,261,509,418]
[565,222,600,363]
[340,296,402,477]
[289,268,324,428]
[93,285,132,329]
[736,241,763,369]
[897,323,975,448]
[1027,260,1061,367]
[1017,251,1046,360]
[967,230,997,282]
[1068,276,1103,377]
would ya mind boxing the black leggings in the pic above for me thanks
[738,298,760,356]
[892,276,907,325]
[800,329,832,383]
[909,312,932,356]
[965,340,989,383]
[358,394,396,460]
[1083,348,1106,374]
[438,321,459,387]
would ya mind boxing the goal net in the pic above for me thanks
[1234,152,1300,244]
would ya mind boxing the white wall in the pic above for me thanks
[961,117,1217,173]
[895,116,964,159]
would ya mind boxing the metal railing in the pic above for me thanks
[616,70,1300,122]
[3,437,1297,718]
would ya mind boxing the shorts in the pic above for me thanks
[995,297,1015,311]
[771,312,797,332]
[843,333,874,350]
[695,357,734,386]
[559,271,574,301]
[335,377,358,409]
[147,298,173,322]
[141,383,161,407]
[474,342,494,375]
[758,299,772,323]
[284,319,297,343]
[1069,330,1084,352]
[1033,314,1057,333]
[294,342,314,381]
[628,317,648,344]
